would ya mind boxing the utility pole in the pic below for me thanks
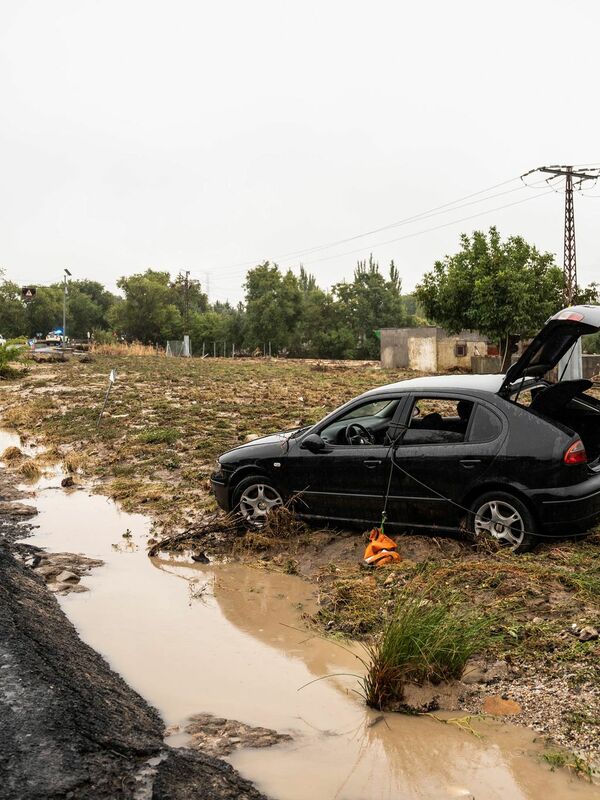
[62,268,72,346]
[522,164,600,380]
[521,165,600,304]
[183,270,191,357]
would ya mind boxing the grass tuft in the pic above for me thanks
[17,459,41,480]
[137,427,179,445]
[2,446,24,462]
[361,581,493,710]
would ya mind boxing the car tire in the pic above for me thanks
[231,475,284,528]
[467,491,536,554]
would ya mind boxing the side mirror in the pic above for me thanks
[300,433,328,453]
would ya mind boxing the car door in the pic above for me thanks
[385,394,506,530]
[288,395,406,524]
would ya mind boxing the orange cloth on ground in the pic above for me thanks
[363,528,402,567]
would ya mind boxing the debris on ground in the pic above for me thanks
[183,713,292,757]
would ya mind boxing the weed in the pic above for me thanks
[542,749,593,780]
[283,558,298,575]
[137,427,179,445]
[360,581,493,710]
[2,446,24,462]
[17,459,41,480]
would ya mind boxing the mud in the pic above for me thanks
[12,465,599,800]
[0,445,266,800]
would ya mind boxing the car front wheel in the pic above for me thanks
[232,475,283,527]
[468,491,536,553]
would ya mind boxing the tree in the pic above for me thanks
[0,274,27,337]
[26,286,64,338]
[333,255,405,359]
[113,270,183,343]
[415,227,564,370]
[243,263,303,353]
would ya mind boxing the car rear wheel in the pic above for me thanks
[232,476,283,528]
[468,491,536,553]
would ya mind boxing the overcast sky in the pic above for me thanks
[1,0,599,304]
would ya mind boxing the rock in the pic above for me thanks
[461,658,508,685]
[0,501,37,518]
[383,573,395,586]
[34,564,62,580]
[61,476,74,488]
[191,552,210,564]
[63,584,88,594]
[54,570,80,584]
[578,626,599,642]
[244,434,260,442]
[461,664,488,685]
[482,695,522,716]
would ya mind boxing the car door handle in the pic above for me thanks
[363,459,382,468]
[460,458,482,469]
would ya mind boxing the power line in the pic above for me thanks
[274,189,556,269]
[212,174,527,275]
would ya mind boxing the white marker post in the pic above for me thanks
[97,369,117,428]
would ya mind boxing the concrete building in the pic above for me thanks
[380,327,487,371]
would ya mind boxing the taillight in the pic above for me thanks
[564,439,587,465]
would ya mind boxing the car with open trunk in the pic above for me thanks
[211,305,600,552]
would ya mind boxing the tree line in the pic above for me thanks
[0,256,418,359]
[1,227,597,359]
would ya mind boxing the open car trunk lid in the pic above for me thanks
[498,305,600,396]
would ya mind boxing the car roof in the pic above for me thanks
[363,373,506,397]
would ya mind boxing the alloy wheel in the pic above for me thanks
[473,499,526,548]
[238,483,283,526]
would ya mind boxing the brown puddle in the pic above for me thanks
[10,455,599,800]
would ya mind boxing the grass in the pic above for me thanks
[137,427,180,445]
[542,749,594,780]
[360,581,493,709]
[1,353,599,715]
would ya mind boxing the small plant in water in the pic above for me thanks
[122,529,133,539]
[360,580,493,710]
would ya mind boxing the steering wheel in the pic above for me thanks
[345,423,375,446]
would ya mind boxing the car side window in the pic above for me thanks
[402,397,474,445]
[320,398,401,446]
[468,403,503,442]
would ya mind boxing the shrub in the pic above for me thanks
[361,581,493,710]
[0,345,22,379]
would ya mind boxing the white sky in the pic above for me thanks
[1,0,599,304]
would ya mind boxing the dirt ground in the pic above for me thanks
[1,354,599,777]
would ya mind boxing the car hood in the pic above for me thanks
[499,304,600,394]
[219,429,301,459]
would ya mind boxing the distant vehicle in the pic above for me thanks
[212,305,600,552]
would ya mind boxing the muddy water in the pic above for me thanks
[6,444,597,800]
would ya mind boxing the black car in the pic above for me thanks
[212,305,600,551]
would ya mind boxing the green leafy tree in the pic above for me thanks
[26,286,64,338]
[244,263,303,353]
[333,255,405,359]
[0,274,27,337]
[113,269,183,343]
[415,227,564,370]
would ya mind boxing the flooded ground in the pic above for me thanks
[3,430,598,800]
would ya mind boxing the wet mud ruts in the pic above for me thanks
[0,538,266,800]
